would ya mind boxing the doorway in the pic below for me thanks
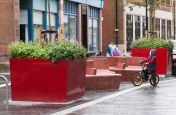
[81,5,88,49]
[20,24,26,42]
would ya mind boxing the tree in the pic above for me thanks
[132,0,166,37]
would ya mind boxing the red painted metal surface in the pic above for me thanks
[10,58,86,102]
[131,48,172,74]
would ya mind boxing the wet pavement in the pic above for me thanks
[0,76,176,115]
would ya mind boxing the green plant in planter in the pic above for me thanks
[47,40,86,62]
[9,41,47,59]
[9,40,86,62]
[131,38,174,49]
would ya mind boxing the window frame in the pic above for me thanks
[88,7,100,52]
[64,0,78,41]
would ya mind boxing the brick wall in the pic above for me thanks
[117,0,125,45]
[102,0,116,54]
[102,0,172,54]
[102,0,125,54]
[0,0,19,54]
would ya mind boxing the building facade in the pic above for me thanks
[102,0,173,55]
[0,0,104,54]
[0,0,19,54]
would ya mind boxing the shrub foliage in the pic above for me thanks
[9,40,86,62]
[131,38,174,49]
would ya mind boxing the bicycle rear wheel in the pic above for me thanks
[150,74,159,87]
[132,73,143,86]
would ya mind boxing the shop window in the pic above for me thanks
[64,0,78,42]
[88,7,99,52]
[166,0,171,5]
[33,10,43,40]
[167,20,171,39]
[161,0,166,4]
[162,19,166,39]
[89,19,93,51]
[47,12,57,29]
[156,18,160,38]
[64,15,69,39]
[135,16,140,40]
[126,14,133,52]
[70,16,77,42]
[34,25,43,40]
[143,16,146,38]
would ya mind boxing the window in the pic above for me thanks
[162,19,166,39]
[88,7,99,52]
[47,13,57,29]
[167,20,171,39]
[126,14,133,52]
[166,0,171,5]
[156,18,160,38]
[143,17,146,37]
[89,19,93,51]
[161,0,166,4]
[135,16,140,40]
[70,16,77,41]
[64,15,69,39]
[64,0,78,42]
[93,20,98,51]
[34,25,43,40]
[33,10,43,40]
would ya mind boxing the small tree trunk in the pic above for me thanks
[149,10,156,38]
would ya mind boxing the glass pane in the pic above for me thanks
[162,19,166,39]
[135,16,140,40]
[126,14,133,52]
[143,17,146,37]
[47,13,56,27]
[64,15,69,39]
[70,16,77,42]
[64,0,68,13]
[93,19,98,51]
[33,11,43,25]
[167,20,171,39]
[88,19,93,51]
[34,25,43,40]
[156,18,160,38]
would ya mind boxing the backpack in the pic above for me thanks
[113,48,120,56]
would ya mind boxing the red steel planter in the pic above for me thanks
[131,48,172,74]
[10,58,86,102]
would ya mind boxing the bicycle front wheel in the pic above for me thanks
[132,73,143,86]
[150,74,160,87]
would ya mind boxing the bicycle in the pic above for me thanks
[132,61,160,87]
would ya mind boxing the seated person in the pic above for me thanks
[112,45,121,56]
[106,42,121,56]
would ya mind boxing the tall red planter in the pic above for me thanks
[10,58,86,102]
[131,48,172,74]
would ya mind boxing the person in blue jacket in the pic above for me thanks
[107,42,121,56]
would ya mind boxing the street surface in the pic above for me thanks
[0,77,176,115]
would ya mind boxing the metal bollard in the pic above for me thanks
[0,75,9,109]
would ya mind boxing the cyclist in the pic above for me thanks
[143,49,157,87]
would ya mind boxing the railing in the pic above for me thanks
[0,75,9,109]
